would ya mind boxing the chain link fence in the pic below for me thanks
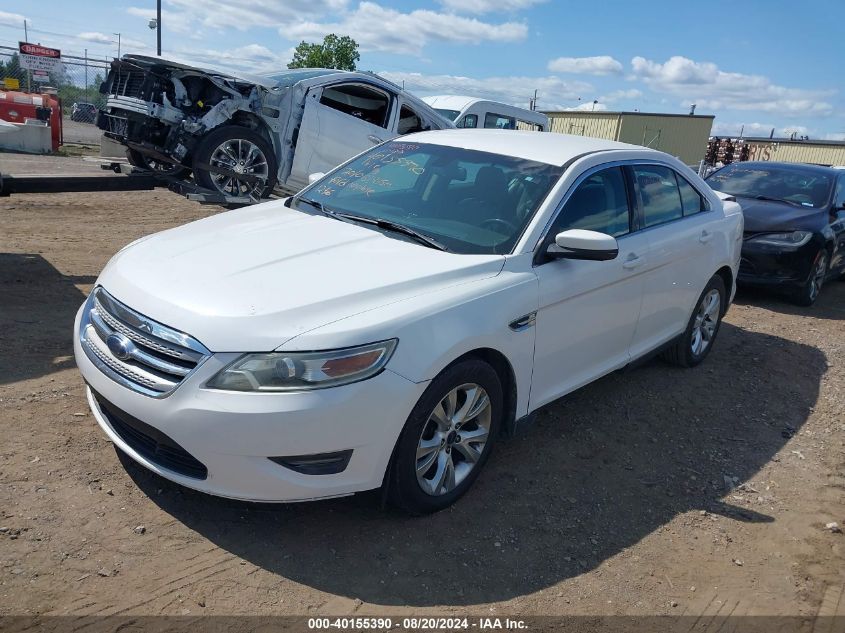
[0,45,111,145]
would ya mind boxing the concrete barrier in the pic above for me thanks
[0,119,52,154]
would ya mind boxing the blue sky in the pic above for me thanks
[1,0,842,139]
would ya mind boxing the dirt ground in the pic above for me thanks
[1,153,844,620]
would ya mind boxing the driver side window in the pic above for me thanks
[549,167,632,239]
[319,83,390,128]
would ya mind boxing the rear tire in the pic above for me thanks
[662,275,726,368]
[192,125,277,201]
[388,359,502,515]
[792,250,828,306]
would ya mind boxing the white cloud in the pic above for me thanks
[437,0,547,14]
[564,101,608,112]
[710,122,815,138]
[172,44,293,73]
[126,7,200,36]
[128,0,349,33]
[547,55,623,76]
[601,88,642,103]
[630,55,834,116]
[823,132,845,141]
[78,32,118,45]
[286,2,527,56]
[0,10,28,28]
[379,70,590,110]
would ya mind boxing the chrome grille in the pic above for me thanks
[110,70,146,99]
[79,288,210,397]
[100,113,128,137]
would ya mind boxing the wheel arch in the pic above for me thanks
[225,111,280,157]
[439,347,518,435]
[714,265,733,315]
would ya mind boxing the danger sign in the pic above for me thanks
[19,41,62,75]
[19,42,60,58]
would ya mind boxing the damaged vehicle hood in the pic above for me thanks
[118,54,285,89]
[97,201,506,352]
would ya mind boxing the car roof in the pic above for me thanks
[422,95,482,110]
[732,161,842,175]
[403,129,657,166]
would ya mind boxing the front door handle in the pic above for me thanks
[622,254,643,269]
[368,134,383,144]
[699,230,713,243]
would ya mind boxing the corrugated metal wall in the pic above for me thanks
[544,111,713,165]
[546,112,620,139]
[616,115,713,165]
[743,140,845,166]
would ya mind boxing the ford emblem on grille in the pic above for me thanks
[106,333,135,361]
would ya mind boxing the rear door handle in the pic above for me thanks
[699,230,713,243]
[368,134,383,144]
[622,254,643,269]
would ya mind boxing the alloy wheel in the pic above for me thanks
[808,253,827,303]
[691,288,721,356]
[415,383,491,496]
[208,138,269,200]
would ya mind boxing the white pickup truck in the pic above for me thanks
[97,56,453,200]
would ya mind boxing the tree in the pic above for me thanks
[287,34,359,71]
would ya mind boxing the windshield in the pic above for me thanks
[299,141,563,254]
[706,164,833,208]
[434,108,461,121]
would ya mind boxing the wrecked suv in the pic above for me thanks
[97,55,452,200]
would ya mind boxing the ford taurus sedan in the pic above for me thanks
[706,161,845,305]
[74,131,743,514]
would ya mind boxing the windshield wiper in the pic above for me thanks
[333,212,449,251]
[295,196,334,216]
[752,195,805,207]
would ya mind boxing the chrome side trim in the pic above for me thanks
[508,312,537,331]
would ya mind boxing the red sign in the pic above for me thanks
[19,42,61,58]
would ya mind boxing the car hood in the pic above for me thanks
[121,54,281,89]
[97,201,505,352]
[730,195,826,233]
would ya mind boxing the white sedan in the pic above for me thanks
[74,130,743,514]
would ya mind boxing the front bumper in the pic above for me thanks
[737,239,819,289]
[74,306,427,502]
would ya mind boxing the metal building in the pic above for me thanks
[541,111,715,166]
[737,137,845,166]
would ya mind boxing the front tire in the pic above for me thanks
[192,125,277,201]
[388,359,503,515]
[792,250,828,306]
[663,275,726,368]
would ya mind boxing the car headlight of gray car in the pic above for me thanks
[206,339,398,392]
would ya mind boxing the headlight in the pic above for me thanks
[206,339,398,392]
[747,230,813,247]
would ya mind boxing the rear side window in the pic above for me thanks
[484,113,516,130]
[458,114,478,129]
[633,165,683,227]
[677,175,707,215]
[320,84,390,128]
[550,167,631,238]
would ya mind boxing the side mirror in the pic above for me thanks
[308,172,325,185]
[547,229,619,261]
